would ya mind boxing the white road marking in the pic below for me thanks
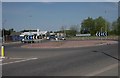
[0,59,2,61]
[0,58,38,65]
[86,63,118,76]
[9,58,36,59]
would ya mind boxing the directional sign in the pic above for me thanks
[36,36,38,39]
[96,32,107,36]
[33,35,39,39]
[29,35,33,40]
[24,35,29,39]
[33,35,36,39]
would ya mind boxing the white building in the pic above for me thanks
[20,29,48,37]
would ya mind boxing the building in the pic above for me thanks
[10,32,21,41]
[20,29,48,38]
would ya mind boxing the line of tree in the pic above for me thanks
[57,16,119,37]
[80,16,119,36]
[1,28,15,37]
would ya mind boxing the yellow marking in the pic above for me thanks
[1,46,5,58]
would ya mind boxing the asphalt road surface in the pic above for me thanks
[2,42,119,76]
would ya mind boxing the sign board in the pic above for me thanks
[29,35,33,40]
[76,34,91,37]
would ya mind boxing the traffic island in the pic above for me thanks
[21,40,118,49]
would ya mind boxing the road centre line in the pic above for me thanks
[0,58,38,65]
[85,63,118,76]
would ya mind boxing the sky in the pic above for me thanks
[0,1,2,29]
[1,0,120,2]
[118,2,120,17]
[2,2,118,31]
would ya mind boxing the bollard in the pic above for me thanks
[1,45,5,58]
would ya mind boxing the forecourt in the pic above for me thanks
[2,40,118,76]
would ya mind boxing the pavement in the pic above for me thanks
[1,41,119,76]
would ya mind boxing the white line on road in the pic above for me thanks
[85,63,118,76]
[0,58,38,65]
[9,58,36,59]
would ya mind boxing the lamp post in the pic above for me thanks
[2,19,7,44]
[105,10,108,39]
[101,27,103,33]
[2,29,4,44]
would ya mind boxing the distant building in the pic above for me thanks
[10,32,21,41]
[21,29,47,35]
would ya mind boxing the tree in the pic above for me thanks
[60,26,66,33]
[117,17,120,35]
[94,16,107,32]
[50,31,53,33]
[60,26,67,36]
[2,29,10,36]
[65,29,77,37]
[81,17,95,35]
[111,20,118,35]
[70,25,79,32]
[2,28,16,36]
[59,25,79,37]
[69,25,79,36]
[81,16,110,36]
[110,17,120,35]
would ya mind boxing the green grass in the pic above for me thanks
[66,36,118,40]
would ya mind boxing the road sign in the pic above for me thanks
[96,32,107,36]
[29,35,33,40]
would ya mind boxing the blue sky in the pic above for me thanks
[2,0,120,2]
[2,2,118,31]
[0,2,2,29]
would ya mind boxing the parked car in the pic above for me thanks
[60,36,66,40]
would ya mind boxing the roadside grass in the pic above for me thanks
[51,41,65,46]
[66,36,118,40]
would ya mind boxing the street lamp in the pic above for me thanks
[2,19,7,44]
[101,27,103,33]
[105,10,108,39]
[2,29,4,44]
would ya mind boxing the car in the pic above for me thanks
[57,36,66,40]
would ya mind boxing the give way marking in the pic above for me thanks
[0,58,38,65]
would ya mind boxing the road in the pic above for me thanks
[2,42,119,76]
